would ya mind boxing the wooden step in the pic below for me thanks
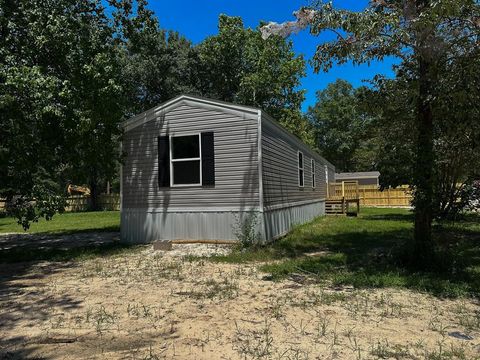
[325,199,347,215]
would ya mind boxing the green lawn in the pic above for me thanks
[212,208,480,298]
[0,211,120,234]
[1,208,479,298]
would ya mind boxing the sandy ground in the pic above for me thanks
[0,236,479,359]
[0,232,119,251]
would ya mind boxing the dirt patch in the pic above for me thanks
[0,232,119,251]
[0,243,479,359]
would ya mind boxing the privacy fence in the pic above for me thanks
[329,183,412,208]
[0,194,120,213]
[65,194,120,212]
[1,186,411,213]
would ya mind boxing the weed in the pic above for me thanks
[424,341,468,360]
[314,313,330,338]
[269,297,286,320]
[233,319,274,358]
[233,211,261,247]
[428,314,450,336]
[369,340,410,359]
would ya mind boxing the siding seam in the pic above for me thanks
[257,109,264,214]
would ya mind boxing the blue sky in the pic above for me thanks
[148,0,398,111]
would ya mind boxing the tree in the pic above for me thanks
[197,15,314,145]
[366,54,480,219]
[307,79,376,171]
[54,1,126,211]
[0,0,125,222]
[0,0,78,227]
[261,1,480,266]
[110,0,198,116]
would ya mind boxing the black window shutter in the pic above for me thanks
[158,136,170,187]
[201,132,215,186]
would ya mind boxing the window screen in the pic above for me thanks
[172,135,200,159]
[171,134,201,185]
[172,160,200,185]
[298,152,304,187]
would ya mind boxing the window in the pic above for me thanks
[311,159,316,188]
[170,134,201,186]
[298,151,304,187]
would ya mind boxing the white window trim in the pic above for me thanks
[298,151,304,188]
[311,159,316,188]
[170,133,202,187]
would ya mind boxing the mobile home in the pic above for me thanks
[121,95,335,243]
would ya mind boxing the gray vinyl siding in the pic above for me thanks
[357,177,379,186]
[122,101,259,210]
[261,116,331,208]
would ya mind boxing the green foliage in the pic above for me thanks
[363,53,480,219]
[9,181,67,231]
[233,211,261,247]
[110,0,198,115]
[197,15,314,145]
[307,80,376,171]
[0,0,126,222]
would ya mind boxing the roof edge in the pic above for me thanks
[121,94,260,131]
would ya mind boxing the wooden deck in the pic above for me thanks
[326,181,360,216]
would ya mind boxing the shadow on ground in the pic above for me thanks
[0,231,136,340]
[216,210,480,298]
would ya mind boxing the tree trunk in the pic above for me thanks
[412,57,435,265]
[89,175,100,211]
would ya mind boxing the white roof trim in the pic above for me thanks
[121,95,259,131]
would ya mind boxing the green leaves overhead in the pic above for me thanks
[196,15,312,145]
[111,0,197,115]
[307,80,376,172]
[1,0,124,223]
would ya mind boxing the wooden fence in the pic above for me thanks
[66,194,120,212]
[330,183,412,208]
[1,184,412,213]
[0,194,120,213]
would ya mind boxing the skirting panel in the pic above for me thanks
[121,209,264,244]
[263,200,325,240]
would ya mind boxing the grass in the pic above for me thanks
[211,208,480,298]
[0,211,120,234]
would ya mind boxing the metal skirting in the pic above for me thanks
[121,201,325,244]
[121,209,264,244]
[263,200,326,240]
